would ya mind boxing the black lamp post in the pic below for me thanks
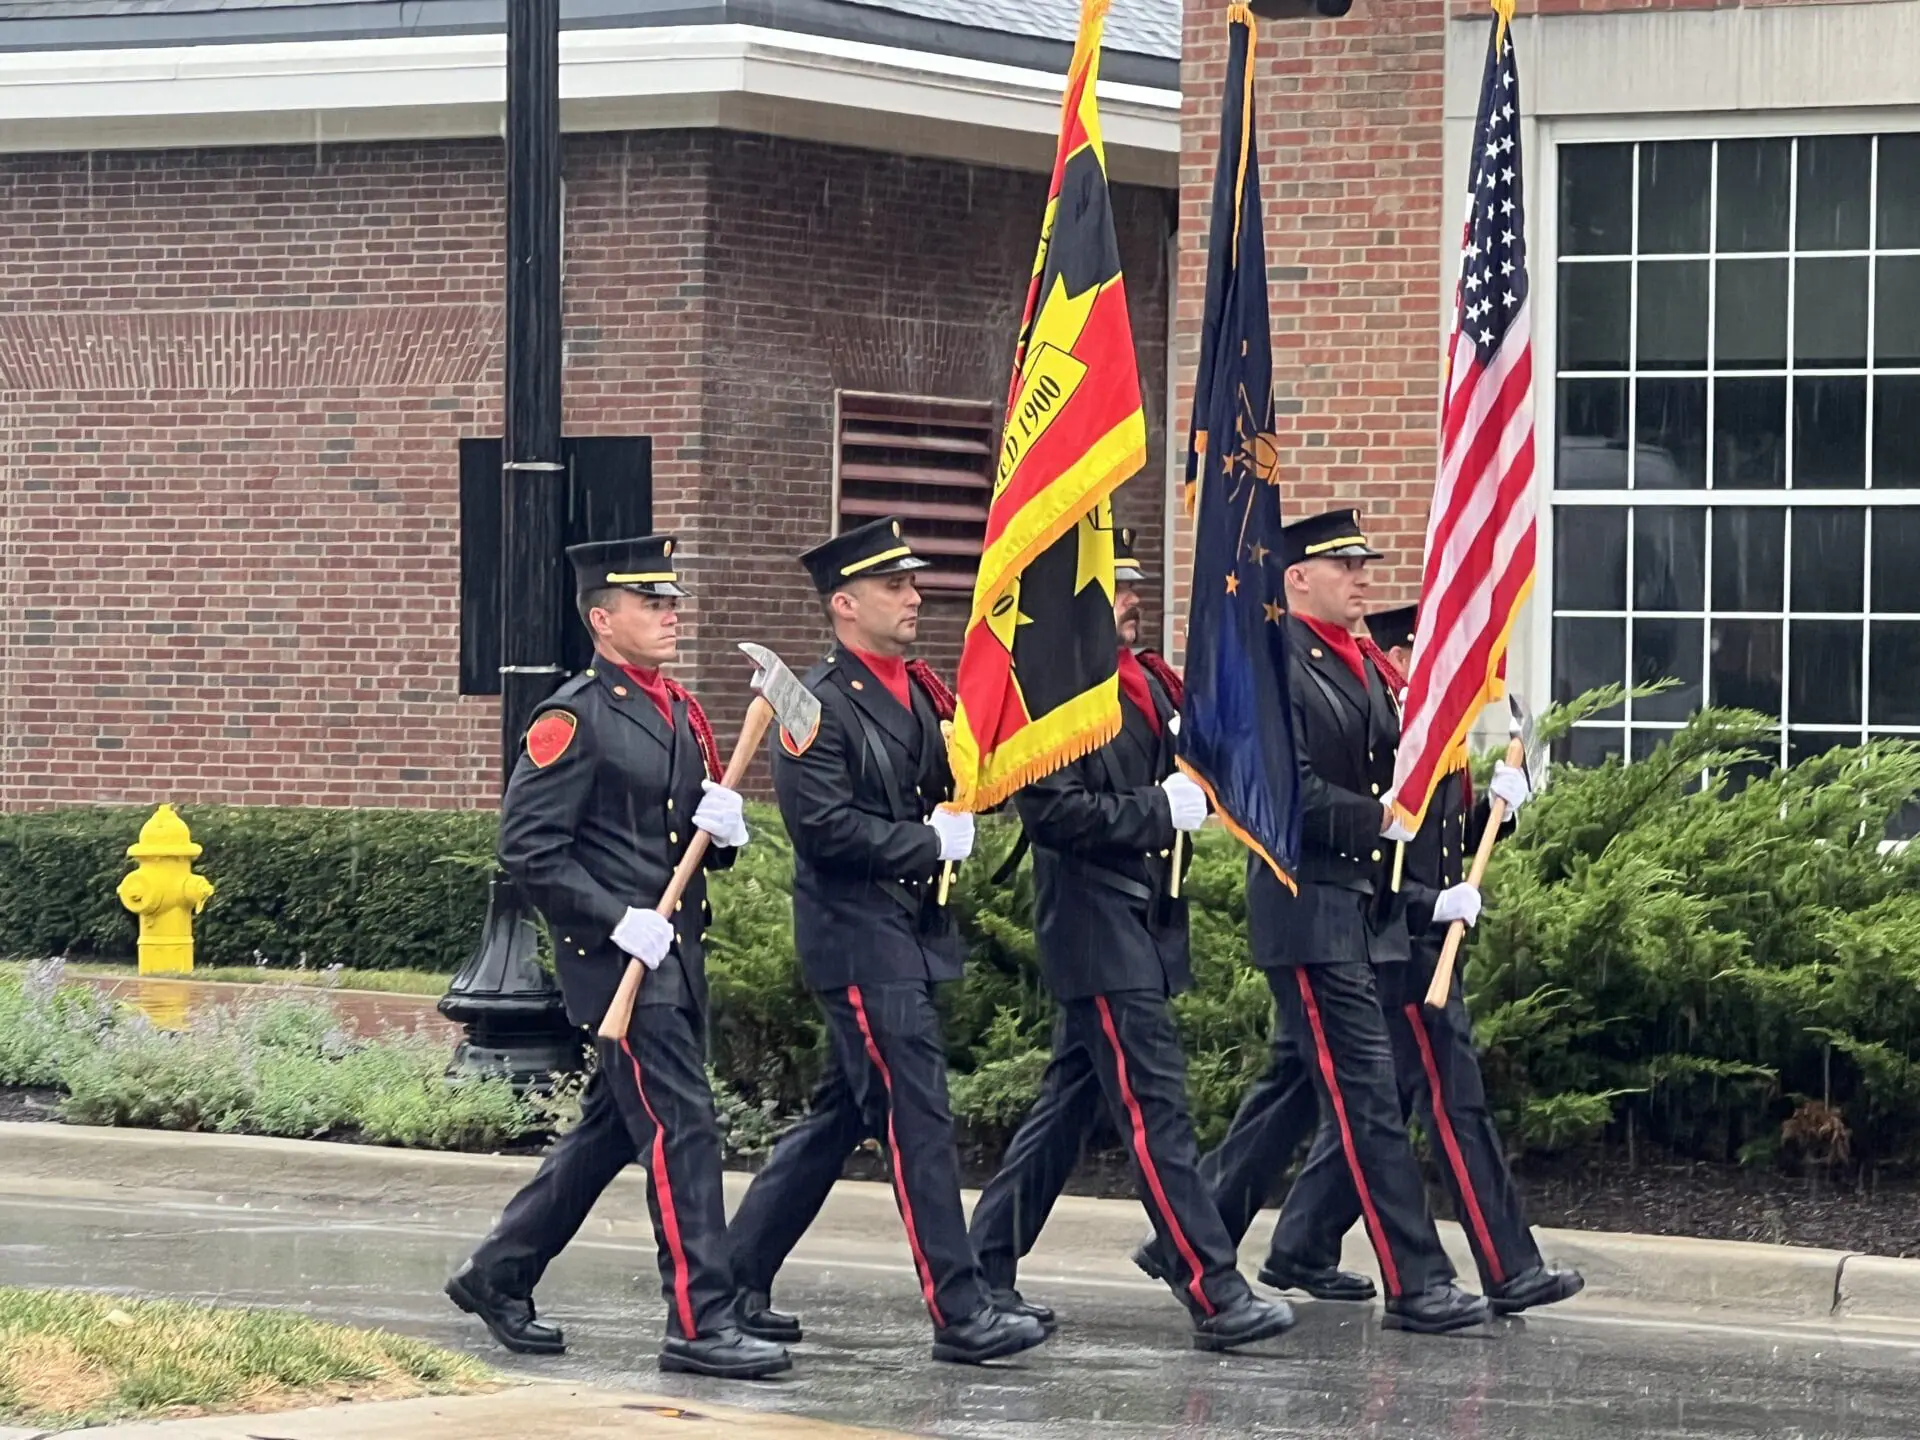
[439,0,582,1089]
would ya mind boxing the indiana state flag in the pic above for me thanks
[1177,2,1300,887]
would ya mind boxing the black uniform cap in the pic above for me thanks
[1279,507,1384,568]
[1367,603,1419,652]
[1114,526,1147,583]
[801,516,930,595]
[568,535,688,599]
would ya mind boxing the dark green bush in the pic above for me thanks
[5,708,1918,1168]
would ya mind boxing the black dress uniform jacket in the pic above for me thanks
[1015,663,1190,1001]
[1246,615,1408,969]
[499,664,732,1027]
[774,649,964,993]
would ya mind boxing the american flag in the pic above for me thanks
[1387,5,1539,833]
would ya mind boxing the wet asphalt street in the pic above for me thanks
[3,1186,1918,1439]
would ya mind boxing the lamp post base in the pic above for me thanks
[439,874,582,1093]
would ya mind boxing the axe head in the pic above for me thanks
[739,642,821,753]
[1509,692,1547,795]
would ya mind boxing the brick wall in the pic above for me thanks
[0,130,1171,810]
[1170,0,1448,660]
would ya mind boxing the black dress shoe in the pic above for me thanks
[931,1306,1049,1365]
[659,1327,792,1380]
[1486,1265,1585,1315]
[1382,1284,1492,1335]
[1257,1256,1379,1303]
[1191,1293,1296,1352]
[735,1289,803,1343]
[445,1261,565,1355]
[990,1287,1057,1334]
[1131,1240,1172,1285]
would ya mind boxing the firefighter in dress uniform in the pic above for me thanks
[965,530,1297,1352]
[445,536,791,1380]
[724,517,1050,1366]
[1148,509,1489,1333]
[1267,604,1585,1316]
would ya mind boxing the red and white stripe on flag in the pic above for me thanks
[1388,3,1538,834]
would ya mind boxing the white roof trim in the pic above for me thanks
[0,24,1180,184]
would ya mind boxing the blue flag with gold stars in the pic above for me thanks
[1176,2,1299,887]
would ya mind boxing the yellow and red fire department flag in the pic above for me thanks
[946,0,1145,811]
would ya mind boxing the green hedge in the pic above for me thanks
[6,704,1919,1169]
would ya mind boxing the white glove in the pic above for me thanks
[1382,805,1416,846]
[692,779,749,848]
[612,907,675,969]
[1160,771,1208,833]
[926,807,975,863]
[1432,883,1483,929]
[1490,760,1531,815]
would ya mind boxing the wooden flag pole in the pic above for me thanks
[1424,733,1525,1009]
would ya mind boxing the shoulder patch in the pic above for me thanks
[527,710,578,768]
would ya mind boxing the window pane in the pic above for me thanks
[1796,135,1872,251]
[1717,138,1792,253]
[1877,134,1920,249]
[1634,379,1706,489]
[1713,507,1785,611]
[1554,506,1628,609]
[1715,259,1788,368]
[1793,257,1869,367]
[1872,376,1920,488]
[1554,617,1625,705]
[1714,378,1787,489]
[1639,141,1712,254]
[1557,379,1628,490]
[1869,623,1920,725]
[1789,619,1864,724]
[1560,143,1634,257]
[1791,508,1866,612]
[1560,262,1631,371]
[1637,260,1708,370]
[1793,376,1867,489]
[1874,256,1920,367]
[1634,618,1704,720]
[1789,729,1856,767]
[1869,731,1920,842]
[1634,507,1706,611]
[1630,727,1683,762]
[1556,727,1623,767]
[1711,619,1783,714]
[1873,509,1920,613]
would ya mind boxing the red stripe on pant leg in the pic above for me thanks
[1294,969,1403,1299]
[1404,1002,1506,1286]
[620,1038,698,1338]
[1092,995,1216,1318]
[847,986,947,1329]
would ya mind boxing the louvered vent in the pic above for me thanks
[834,392,994,595]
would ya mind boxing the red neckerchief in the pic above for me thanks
[850,647,912,711]
[618,663,675,727]
[1115,647,1161,735]
[1300,615,1367,687]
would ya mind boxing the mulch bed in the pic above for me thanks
[9,1088,1920,1257]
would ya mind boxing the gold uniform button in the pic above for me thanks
[674,901,683,914]
[1159,848,1171,858]
[1370,783,1380,795]
[1370,849,1383,862]
[1311,647,1324,659]
[670,831,680,844]
[577,948,587,957]
[667,798,675,811]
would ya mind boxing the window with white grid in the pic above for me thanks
[1550,135,1920,820]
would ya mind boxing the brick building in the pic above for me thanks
[4,0,1917,811]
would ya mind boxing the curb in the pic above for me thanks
[4,1121,1917,1328]
[45,1384,912,1439]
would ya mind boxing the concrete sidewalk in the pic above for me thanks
[2,1120,1913,1330]
[19,1385,912,1439]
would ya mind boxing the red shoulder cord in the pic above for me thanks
[663,678,723,781]
[1357,636,1408,697]
[905,660,957,722]
[1136,650,1186,708]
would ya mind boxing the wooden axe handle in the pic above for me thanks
[597,695,777,1041]
[1424,734,1526,1010]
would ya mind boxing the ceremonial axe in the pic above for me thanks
[1425,692,1538,1010]
[597,643,821,1041]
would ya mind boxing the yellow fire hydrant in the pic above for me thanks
[117,805,215,975]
